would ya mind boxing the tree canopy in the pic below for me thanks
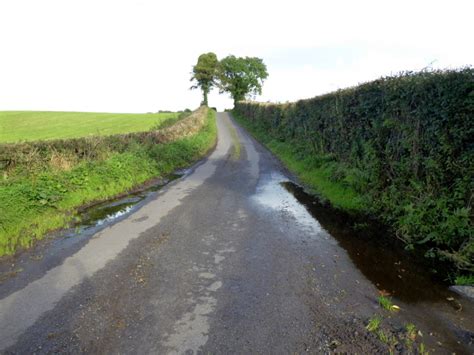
[190,54,268,107]
[190,52,219,106]
[218,56,268,105]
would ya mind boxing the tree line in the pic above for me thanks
[190,53,268,106]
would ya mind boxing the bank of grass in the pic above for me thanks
[0,111,180,143]
[232,111,367,212]
[0,109,216,256]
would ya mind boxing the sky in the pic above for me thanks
[0,0,472,112]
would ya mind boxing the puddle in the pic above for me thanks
[79,197,140,227]
[280,180,474,353]
[253,173,474,352]
[253,172,469,304]
[73,173,182,233]
[280,181,457,304]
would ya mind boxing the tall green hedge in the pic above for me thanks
[235,68,473,273]
[0,107,207,175]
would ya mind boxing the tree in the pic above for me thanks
[190,52,219,106]
[218,55,268,106]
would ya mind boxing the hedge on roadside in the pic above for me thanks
[0,106,208,176]
[235,68,474,273]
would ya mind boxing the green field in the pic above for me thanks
[0,111,179,143]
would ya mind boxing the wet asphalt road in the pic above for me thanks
[0,113,473,354]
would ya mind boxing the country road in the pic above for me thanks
[0,112,473,354]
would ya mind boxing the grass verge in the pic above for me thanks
[0,109,216,256]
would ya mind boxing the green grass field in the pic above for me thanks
[0,111,179,143]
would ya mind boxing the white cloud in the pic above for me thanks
[0,0,472,112]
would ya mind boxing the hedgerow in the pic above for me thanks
[0,107,207,176]
[235,68,473,274]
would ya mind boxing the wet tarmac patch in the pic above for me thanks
[252,172,323,237]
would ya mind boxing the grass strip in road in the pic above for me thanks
[0,108,217,256]
[224,118,241,160]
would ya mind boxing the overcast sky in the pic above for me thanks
[0,0,472,112]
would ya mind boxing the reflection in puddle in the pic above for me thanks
[80,198,142,228]
[252,172,323,235]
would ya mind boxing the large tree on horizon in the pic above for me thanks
[218,55,268,106]
[190,52,219,106]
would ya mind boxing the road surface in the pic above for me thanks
[0,113,473,354]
